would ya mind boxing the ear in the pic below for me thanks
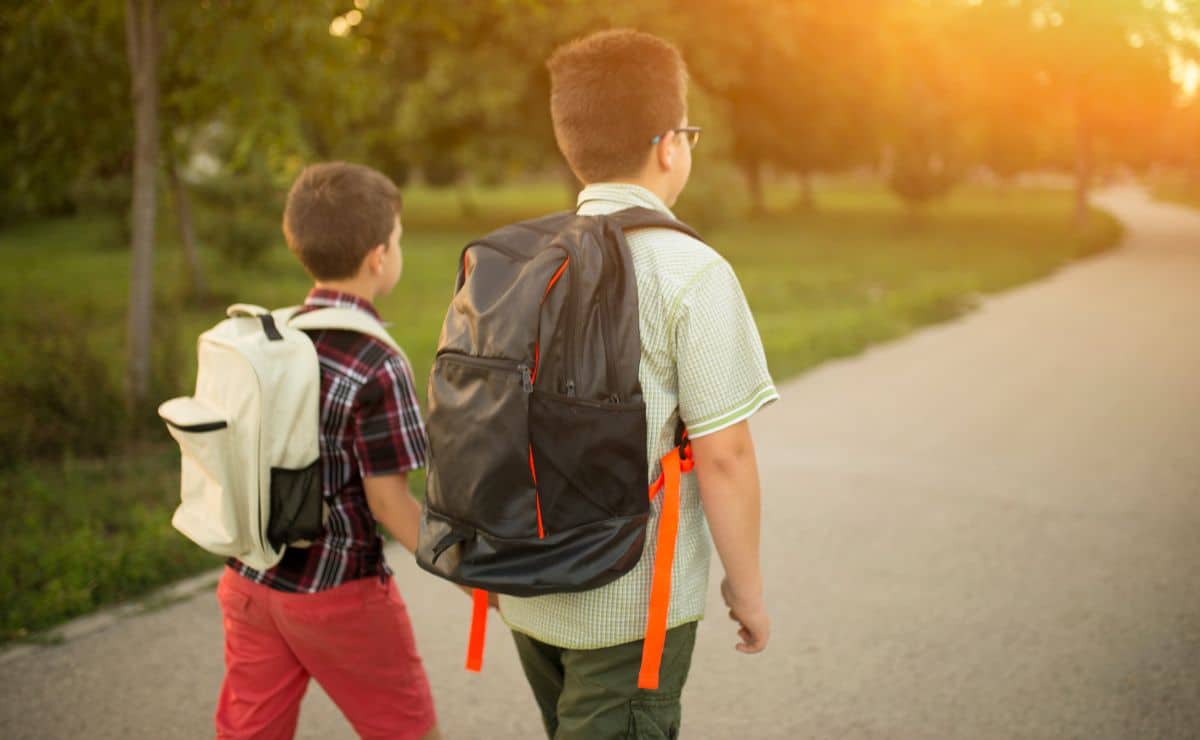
[367,243,388,275]
[654,133,675,172]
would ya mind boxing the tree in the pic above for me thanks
[881,1,971,212]
[956,0,1198,225]
[124,0,159,417]
[657,0,888,214]
[0,1,131,222]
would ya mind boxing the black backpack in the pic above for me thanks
[417,207,701,596]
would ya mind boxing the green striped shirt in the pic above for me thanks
[499,183,778,648]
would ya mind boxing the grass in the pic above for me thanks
[1147,170,1200,210]
[1152,184,1200,210]
[0,181,1122,642]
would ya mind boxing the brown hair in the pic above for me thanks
[547,29,688,183]
[282,162,401,281]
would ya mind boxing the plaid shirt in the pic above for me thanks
[229,289,428,593]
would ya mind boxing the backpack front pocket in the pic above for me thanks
[529,390,649,533]
[426,353,536,539]
[158,396,242,555]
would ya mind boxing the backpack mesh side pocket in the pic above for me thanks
[267,460,324,549]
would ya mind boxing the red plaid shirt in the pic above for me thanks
[229,289,428,592]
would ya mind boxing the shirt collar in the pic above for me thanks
[303,288,382,320]
[576,183,675,216]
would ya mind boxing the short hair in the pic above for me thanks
[547,29,689,183]
[282,162,401,281]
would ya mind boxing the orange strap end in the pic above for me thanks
[638,447,684,690]
[466,588,489,672]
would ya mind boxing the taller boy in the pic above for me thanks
[499,30,779,738]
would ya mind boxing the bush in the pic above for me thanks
[0,310,126,467]
[0,447,220,640]
[673,160,746,230]
[191,172,284,268]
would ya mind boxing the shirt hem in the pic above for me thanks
[499,611,705,650]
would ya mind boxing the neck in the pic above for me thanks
[313,277,377,305]
[603,176,674,208]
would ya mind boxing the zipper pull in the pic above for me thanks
[566,380,576,397]
[521,365,533,393]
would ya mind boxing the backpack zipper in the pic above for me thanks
[162,418,228,433]
[563,241,579,396]
[437,352,532,393]
[598,231,619,402]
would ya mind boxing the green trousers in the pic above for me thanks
[511,622,699,740]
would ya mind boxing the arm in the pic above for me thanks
[363,473,479,602]
[690,420,770,654]
[362,473,422,553]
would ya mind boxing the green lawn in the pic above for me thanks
[0,182,1122,641]
[1152,184,1200,210]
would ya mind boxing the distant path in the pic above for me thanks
[2,188,1198,739]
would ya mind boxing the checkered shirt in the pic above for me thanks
[229,289,428,593]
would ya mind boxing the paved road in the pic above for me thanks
[3,188,1198,739]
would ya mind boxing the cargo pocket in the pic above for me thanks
[529,391,648,533]
[159,396,241,554]
[267,460,325,549]
[627,695,683,740]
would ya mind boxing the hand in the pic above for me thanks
[720,577,770,654]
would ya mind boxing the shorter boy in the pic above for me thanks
[215,162,440,740]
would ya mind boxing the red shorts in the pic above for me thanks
[215,569,436,740]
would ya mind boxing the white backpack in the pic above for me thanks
[158,303,404,571]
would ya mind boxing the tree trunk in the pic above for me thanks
[124,0,159,419]
[742,158,765,216]
[1073,112,1093,229]
[797,171,816,211]
[456,181,479,219]
[169,164,207,302]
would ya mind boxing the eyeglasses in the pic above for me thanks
[650,126,701,150]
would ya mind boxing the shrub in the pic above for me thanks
[191,172,284,268]
[0,310,126,466]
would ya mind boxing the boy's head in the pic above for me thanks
[283,162,403,296]
[547,29,694,204]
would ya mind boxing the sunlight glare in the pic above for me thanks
[330,16,350,37]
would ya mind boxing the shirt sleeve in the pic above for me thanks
[353,353,429,477]
[675,258,779,439]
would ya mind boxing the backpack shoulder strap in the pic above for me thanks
[601,206,702,242]
[226,303,270,318]
[285,306,407,359]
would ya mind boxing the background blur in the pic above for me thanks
[1,0,1197,641]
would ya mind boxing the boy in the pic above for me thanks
[215,162,440,740]
[499,30,778,738]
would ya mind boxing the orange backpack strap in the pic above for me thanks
[466,588,489,672]
[638,435,691,690]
